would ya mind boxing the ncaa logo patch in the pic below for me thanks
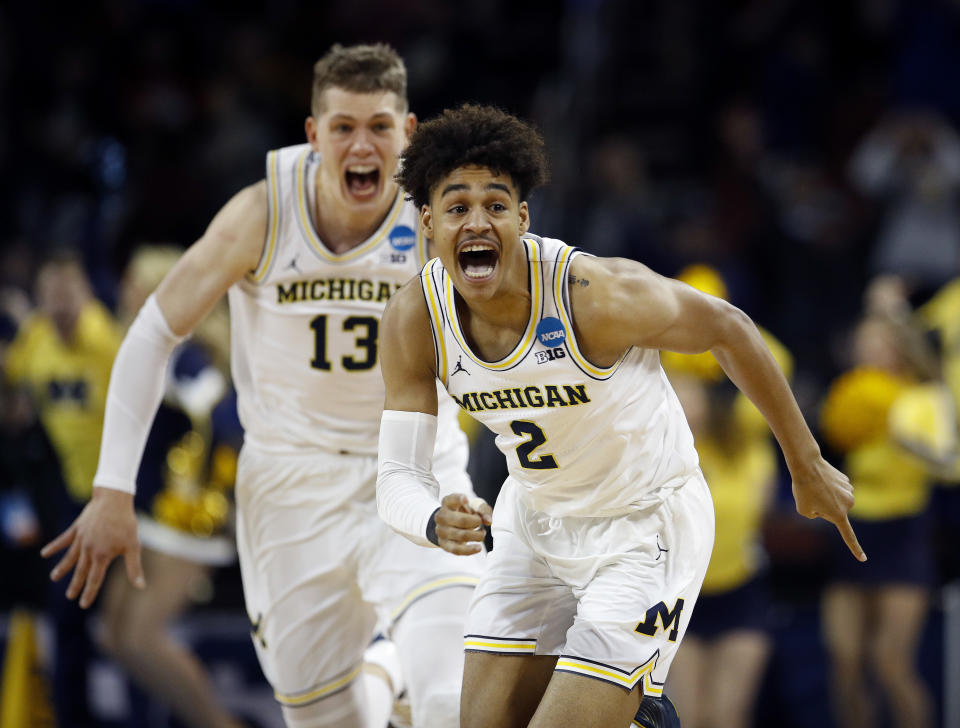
[389,225,417,251]
[536,317,566,347]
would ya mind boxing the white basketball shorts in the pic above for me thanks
[235,442,483,708]
[464,470,714,696]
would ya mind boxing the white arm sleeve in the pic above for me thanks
[93,294,185,494]
[377,410,443,547]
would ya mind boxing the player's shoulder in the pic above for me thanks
[199,179,268,242]
[262,143,312,191]
[384,272,429,324]
[381,270,437,372]
[223,179,268,222]
[267,142,312,168]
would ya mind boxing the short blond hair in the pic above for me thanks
[311,43,407,116]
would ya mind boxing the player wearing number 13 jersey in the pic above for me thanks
[229,141,467,459]
[227,138,482,719]
[43,45,482,728]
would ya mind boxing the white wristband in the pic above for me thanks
[376,410,442,547]
[93,294,185,494]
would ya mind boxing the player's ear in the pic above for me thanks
[420,205,433,238]
[518,201,530,235]
[404,112,417,141]
[305,116,319,150]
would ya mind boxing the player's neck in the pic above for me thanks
[312,178,398,254]
[456,286,531,362]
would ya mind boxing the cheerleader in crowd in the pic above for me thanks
[662,265,790,728]
[97,245,244,728]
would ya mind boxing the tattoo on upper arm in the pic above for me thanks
[569,274,590,287]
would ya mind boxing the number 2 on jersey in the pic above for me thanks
[510,420,559,469]
[309,315,378,371]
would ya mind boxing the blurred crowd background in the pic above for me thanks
[1,1,960,727]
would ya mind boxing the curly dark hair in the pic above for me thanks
[396,104,549,209]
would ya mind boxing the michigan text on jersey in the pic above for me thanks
[452,385,591,412]
[277,278,403,304]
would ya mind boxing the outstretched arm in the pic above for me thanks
[377,280,491,553]
[572,255,866,562]
[42,181,269,607]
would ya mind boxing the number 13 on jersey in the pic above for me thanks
[309,314,378,372]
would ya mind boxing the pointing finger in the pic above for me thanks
[836,515,867,562]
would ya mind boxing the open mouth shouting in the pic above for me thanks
[457,239,500,282]
[344,164,381,202]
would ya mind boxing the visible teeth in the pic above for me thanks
[347,165,377,174]
[461,244,495,253]
[464,265,495,279]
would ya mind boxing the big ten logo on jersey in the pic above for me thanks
[385,224,417,264]
[634,598,685,642]
[535,316,567,365]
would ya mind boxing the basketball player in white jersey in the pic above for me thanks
[376,104,867,728]
[42,45,483,728]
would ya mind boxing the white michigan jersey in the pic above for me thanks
[229,143,465,459]
[421,234,700,517]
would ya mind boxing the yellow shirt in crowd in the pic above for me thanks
[698,395,777,594]
[5,301,121,501]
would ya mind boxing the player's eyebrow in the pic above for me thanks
[439,182,513,197]
[440,183,468,197]
[485,182,512,196]
[328,111,394,123]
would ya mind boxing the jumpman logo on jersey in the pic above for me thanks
[451,355,470,376]
[655,535,669,561]
[285,254,301,274]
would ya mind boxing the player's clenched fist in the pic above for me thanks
[429,494,492,556]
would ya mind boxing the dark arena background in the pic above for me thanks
[1,2,959,727]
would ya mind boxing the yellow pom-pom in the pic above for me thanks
[662,349,724,381]
[189,512,215,538]
[209,444,238,489]
[820,367,906,452]
[202,491,230,525]
[677,264,729,301]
